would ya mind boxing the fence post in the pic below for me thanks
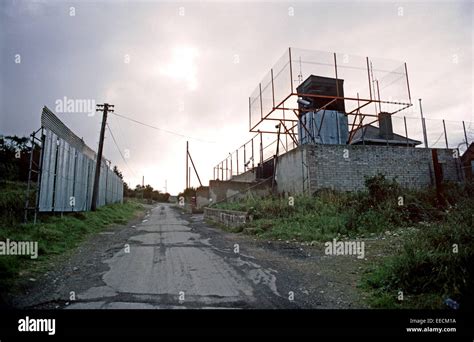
[422,117,428,147]
[251,137,255,169]
[463,121,469,149]
[243,144,247,171]
[260,131,263,177]
[443,119,448,148]
[404,116,409,147]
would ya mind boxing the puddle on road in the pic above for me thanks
[232,257,281,298]
[129,231,202,245]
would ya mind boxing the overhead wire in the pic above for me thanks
[106,122,138,179]
[111,112,215,143]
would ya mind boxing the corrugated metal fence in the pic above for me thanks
[38,107,123,212]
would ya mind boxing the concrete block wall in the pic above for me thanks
[276,144,462,195]
[196,186,210,209]
[209,179,271,204]
[307,145,461,192]
[275,146,307,195]
[203,207,250,228]
[230,169,257,182]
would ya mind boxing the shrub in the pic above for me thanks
[364,196,474,308]
[364,173,401,203]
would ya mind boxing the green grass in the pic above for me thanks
[362,197,474,309]
[0,181,29,226]
[213,175,458,242]
[215,192,422,242]
[0,197,144,291]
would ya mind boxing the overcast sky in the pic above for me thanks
[1,0,472,194]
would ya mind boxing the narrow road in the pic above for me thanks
[11,203,363,309]
[68,204,286,309]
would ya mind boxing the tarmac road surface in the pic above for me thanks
[10,202,362,310]
[67,203,287,309]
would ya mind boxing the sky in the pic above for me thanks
[1,0,473,194]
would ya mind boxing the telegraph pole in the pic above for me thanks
[91,103,114,211]
[186,141,189,189]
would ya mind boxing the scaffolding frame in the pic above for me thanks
[248,48,413,144]
[213,48,474,183]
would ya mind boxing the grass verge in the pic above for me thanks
[0,198,144,291]
[361,197,473,309]
[212,175,473,309]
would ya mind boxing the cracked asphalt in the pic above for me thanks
[7,203,368,309]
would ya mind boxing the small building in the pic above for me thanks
[350,113,421,147]
[297,75,348,145]
[299,110,349,145]
[296,75,345,112]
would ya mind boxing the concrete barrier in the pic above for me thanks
[203,207,251,228]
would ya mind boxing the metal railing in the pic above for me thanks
[213,116,473,181]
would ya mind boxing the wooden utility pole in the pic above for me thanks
[186,141,189,189]
[91,103,114,211]
[188,152,202,187]
[184,141,202,188]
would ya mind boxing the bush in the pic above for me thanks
[214,176,473,244]
[364,173,401,203]
[364,196,474,308]
[0,182,30,225]
[353,209,391,234]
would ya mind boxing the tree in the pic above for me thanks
[177,187,196,199]
[113,165,123,180]
[0,135,37,182]
[152,190,170,202]
[122,183,170,202]
[123,181,131,196]
[143,184,154,200]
